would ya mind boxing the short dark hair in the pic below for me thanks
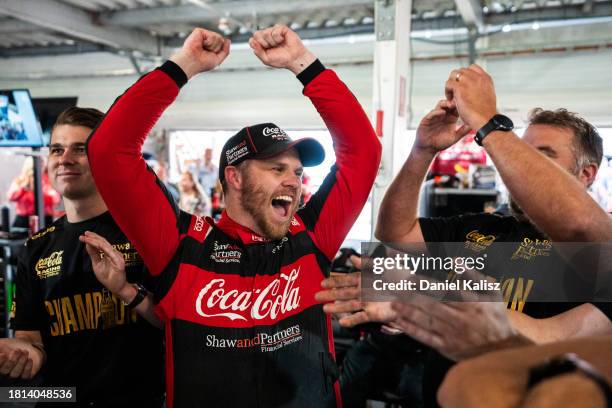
[53,107,104,132]
[528,108,603,167]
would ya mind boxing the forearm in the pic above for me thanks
[438,335,612,408]
[508,305,612,344]
[483,131,612,241]
[375,146,435,242]
[303,66,381,259]
[508,311,563,344]
[287,50,317,75]
[14,331,45,363]
[302,65,380,166]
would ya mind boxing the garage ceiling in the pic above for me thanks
[0,0,611,59]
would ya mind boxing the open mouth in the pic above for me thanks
[271,195,294,219]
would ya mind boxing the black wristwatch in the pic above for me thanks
[474,114,514,146]
[122,283,148,308]
[528,353,612,407]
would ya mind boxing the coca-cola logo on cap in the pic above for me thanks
[262,127,289,141]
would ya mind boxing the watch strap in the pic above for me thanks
[123,283,147,308]
[475,114,513,146]
[528,353,612,407]
[475,121,496,146]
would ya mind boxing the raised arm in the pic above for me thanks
[445,64,612,242]
[375,100,470,244]
[249,25,383,260]
[87,29,230,275]
[438,335,612,408]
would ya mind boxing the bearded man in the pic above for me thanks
[85,25,381,408]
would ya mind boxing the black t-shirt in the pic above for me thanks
[11,212,164,407]
[418,212,612,407]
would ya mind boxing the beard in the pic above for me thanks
[241,172,299,240]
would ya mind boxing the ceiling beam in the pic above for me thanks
[0,0,160,55]
[167,23,377,46]
[0,42,106,58]
[100,0,374,26]
[0,19,41,33]
[486,1,612,25]
[454,0,484,31]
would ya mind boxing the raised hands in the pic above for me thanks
[315,272,397,327]
[415,99,471,154]
[168,25,316,80]
[444,64,498,131]
[80,231,128,296]
[170,28,231,79]
[80,231,162,328]
[249,25,317,75]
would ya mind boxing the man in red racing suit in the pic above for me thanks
[87,26,381,407]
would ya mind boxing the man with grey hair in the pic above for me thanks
[317,65,612,406]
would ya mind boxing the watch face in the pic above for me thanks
[493,114,514,130]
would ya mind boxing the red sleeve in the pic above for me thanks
[87,62,187,276]
[299,69,381,261]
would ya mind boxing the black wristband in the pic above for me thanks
[297,59,325,87]
[122,283,148,309]
[158,60,189,88]
[528,353,612,407]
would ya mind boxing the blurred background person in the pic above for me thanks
[152,159,180,204]
[178,170,211,217]
[189,147,218,199]
[6,157,60,229]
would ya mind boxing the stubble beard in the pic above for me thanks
[241,173,298,240]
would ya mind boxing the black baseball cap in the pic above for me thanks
[219,123,325,182]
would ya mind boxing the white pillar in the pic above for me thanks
[370,0,413,239]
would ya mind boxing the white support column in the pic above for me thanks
[370,0,413,239]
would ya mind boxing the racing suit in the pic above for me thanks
[87,60,381,407]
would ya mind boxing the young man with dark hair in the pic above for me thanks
[0,107,164,407]
[86,25,381,407]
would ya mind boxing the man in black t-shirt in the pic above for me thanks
[317,65,612,406]
[0,107,164,407]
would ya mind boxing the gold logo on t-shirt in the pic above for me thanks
[111,242,142,267]
[30,226,56,241]
[511,238,551,261]
[35,250,63,279]
[464,230,496,252]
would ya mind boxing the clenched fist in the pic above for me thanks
[170,28,230,79]
[249,25,316,75]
